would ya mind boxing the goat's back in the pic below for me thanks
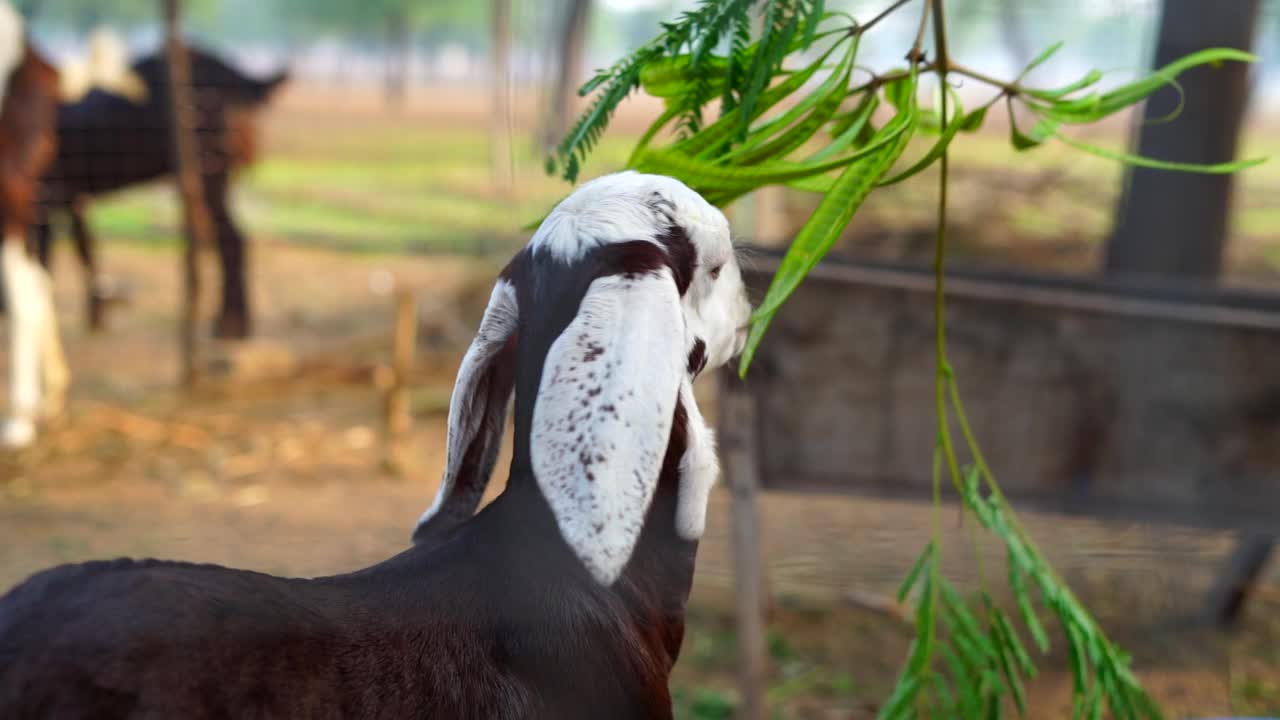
[0,491,682,719]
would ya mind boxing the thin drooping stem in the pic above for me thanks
[950,63,1020,96]
[929,0,950,71]
[928,0,962,493]
[861,0,918,36]
[908,1,931,62]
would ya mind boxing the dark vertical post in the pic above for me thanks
[1203,531,1275,628]
[722,372,767,720]
[541,0,591,152]
[162,0,215,387]
[1105,0,1261,281]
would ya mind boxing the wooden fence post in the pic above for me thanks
[721,372,768,720]
[162,0,216,388]
[385,289,418,439]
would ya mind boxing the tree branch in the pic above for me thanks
[858,0,917,37]
[929,0,949,72]
[907,0,931,62]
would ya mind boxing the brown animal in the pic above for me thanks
[0,3,66,449]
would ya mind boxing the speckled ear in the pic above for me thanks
[413,279,518,545]
[530,268,686,586]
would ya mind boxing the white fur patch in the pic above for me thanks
[531,270,685,585]
[415,279,518,530]
[59,26,149,103]
[0,1,24,105]
[530,171,731,264]
[675,376,718,540]
[3,237,57,449]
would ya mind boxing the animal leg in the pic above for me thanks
[38,285,69,422]
[69,200,107,333]
[2,237,48,448]
[206,175,251,340]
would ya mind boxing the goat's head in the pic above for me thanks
[412,171,750,585]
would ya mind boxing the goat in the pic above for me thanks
[0,171,751,718]
[34,44,288,336]
[0,2,67,449]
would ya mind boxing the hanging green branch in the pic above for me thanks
[543,1,1267,717]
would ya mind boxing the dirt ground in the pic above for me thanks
[2,85,1279,718]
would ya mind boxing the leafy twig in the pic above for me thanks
[544,3,1268,717]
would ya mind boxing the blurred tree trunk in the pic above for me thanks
[1105,0,1260,282]
[542,0,592,152]
[998,0,1029,69]
[384,10,411,107]
[490,0,513,194]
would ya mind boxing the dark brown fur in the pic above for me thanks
[0,238,702,719]
[0,42,58,247]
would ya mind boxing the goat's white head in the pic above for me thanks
[413,171,750,585]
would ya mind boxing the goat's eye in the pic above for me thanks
[709,265,723,280]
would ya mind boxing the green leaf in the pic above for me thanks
[635,145,866,191]
[1024,69,1104,101]
[639,54,729,99]
[957,104,987,133]
[994,610,1036,678]
[1017,41,1064,80]
[1086,684,1105,720]
[908,571,937,674]
[783,173,836,193]
[930,673,956,718]
[724,37,857,165]
[1038,47,1258,125]
[940,584,992,654]
[810,93,879,163]
[674,41,839,158]
[802,0,826,47]
[883,69,915,111]
[828,85,877,136]
[877,674,922,720]
[1052,130,1267,174]
[738,101,917,375]
[877,106,980,186]
[739,2,802,126]
[1064,622,1089,699]
[1007,98,1043,151]
[1008,561,1049,650]
[1029,116,1059,142]
[989,613,1028,716]
[897,541,935,603]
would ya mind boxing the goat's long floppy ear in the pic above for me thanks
[412,280,518,545]
[532,268,686,585]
